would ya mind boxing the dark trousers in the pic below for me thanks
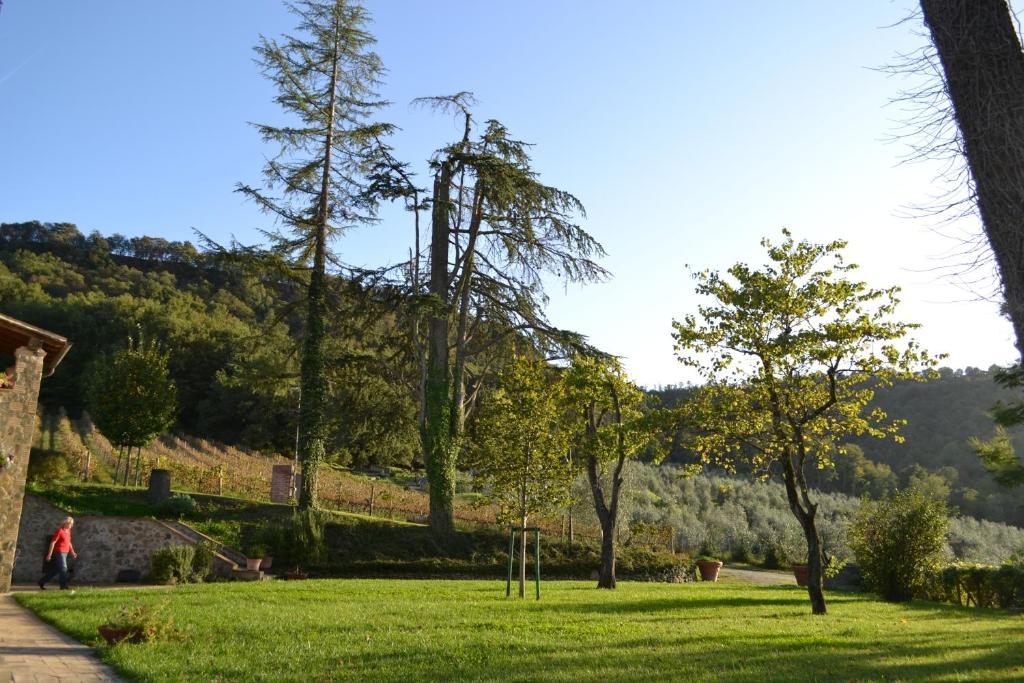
[40,552,69,589]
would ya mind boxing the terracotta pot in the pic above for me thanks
[696,560,723,582]
[261,556,274,570]
[792,564,809,587]
[245,558,263,571]
[284,569,309,581]
[97,624,146,645]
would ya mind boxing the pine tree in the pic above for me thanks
[238,0,393,508]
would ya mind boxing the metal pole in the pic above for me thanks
[534,529,540,600]
[506,529,516,598]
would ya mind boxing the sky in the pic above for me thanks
[0,1,1017,387]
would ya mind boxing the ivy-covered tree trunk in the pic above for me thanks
[298,29,341,511]
[298,232,328,509]
[920,0,1024,358]
[423,161,456,533]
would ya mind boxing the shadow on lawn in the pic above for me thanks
[338,621,1024,683]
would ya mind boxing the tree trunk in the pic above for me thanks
[519,517,528,599]
[598,521,616,589]
[801,512,828,615]
[920,0,1024,358]
[298,26,342,510]
[781,455,827,614]
[114,445,123,483]
[424,161,456,534]
[123,446,132,487]
[133,446,143,487]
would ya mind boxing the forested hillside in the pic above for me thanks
[6,220,1024,526]
[0,220,420,466]
[652,371,1024,526]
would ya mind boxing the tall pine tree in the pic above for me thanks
[238,0,393,508]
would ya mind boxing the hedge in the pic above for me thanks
[921,563,1024,610]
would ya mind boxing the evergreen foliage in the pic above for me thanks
[237,0,394,508]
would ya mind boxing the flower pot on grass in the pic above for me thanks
[792,564,809,587]
[284,569,309,580]
[696,558,723,582]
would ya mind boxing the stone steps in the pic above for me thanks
[161,520,247,567]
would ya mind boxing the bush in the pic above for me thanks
[149,544,209,584]
[923,563,1024,609]
[762,544,782,570]
[27,449,71,484]
[287,508,326,569]
[103,598,183,643]
[154,493,197,518]
[848,489,948,602]
[191,542,214,581]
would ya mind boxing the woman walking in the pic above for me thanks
[38,516,77,590]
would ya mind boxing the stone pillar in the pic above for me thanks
[0,346,46,593]
[270,464,293,503]
[147,469,172,504]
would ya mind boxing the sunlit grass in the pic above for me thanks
[17,580,1024,682]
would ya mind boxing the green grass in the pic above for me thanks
[16,580,1024,682]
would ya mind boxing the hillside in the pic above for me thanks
[6,220,1024,528]
[651,371,1024,526]
[31,408,1024,566]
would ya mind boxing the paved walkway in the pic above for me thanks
[0,593,121,683]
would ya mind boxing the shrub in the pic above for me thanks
[848,489,948,602]
[288,508,326,569]
[191,542,214,581]
[27,450,71,484]
[154,493,197,518]
[923,563,1024,609]
[103,599,182,643]
[762,544,782,569]
[149,545,196,585]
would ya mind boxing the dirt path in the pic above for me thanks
[718,566,796,585]
[0,593,121,682]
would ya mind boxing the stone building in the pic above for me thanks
[0,313,70,593]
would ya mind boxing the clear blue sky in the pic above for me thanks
[0,1,1015,385]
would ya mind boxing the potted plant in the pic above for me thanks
[244,543,266,571]
[791,560,809,587]
[695,556,724,582]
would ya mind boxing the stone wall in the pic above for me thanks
[0,345,45,593]
[13,495,235,584]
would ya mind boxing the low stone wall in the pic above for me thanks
[13,494,234,584]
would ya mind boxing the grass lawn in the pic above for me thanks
[16,580,1024,682]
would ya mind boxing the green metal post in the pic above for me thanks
[506,528,516,597]
[534,529,541,600]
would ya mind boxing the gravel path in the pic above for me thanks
[718,566,796,585]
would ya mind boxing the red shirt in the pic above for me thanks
[51,528,71,553]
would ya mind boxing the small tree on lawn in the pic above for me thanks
[468,356,572,598]
[85,337,177,486]
[565,355,669,589]
[672,230,939,614]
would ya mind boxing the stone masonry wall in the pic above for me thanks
[13,495,235,584]
[0,345,45,593]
